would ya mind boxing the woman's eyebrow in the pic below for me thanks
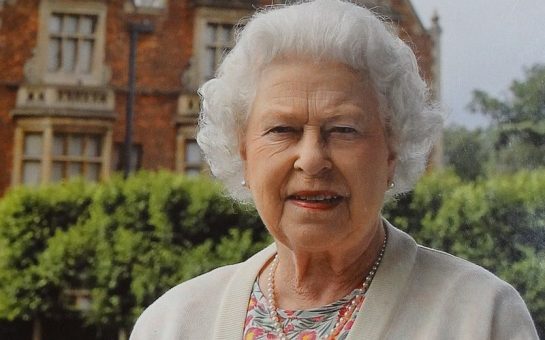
[256,110,303,125]
[322,109,371,124]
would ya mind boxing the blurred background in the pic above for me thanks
[0,1,543,339]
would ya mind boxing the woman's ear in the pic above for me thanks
[239,132,247,161]
[387,149,397,184]
[239,143,247,161]
[239,133,249,182]
[239,140,250,189]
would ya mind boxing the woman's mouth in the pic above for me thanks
[288,192,344,210]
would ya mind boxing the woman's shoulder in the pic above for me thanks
[414,245,502,284]
[129,244,277,340]
[386,223,512,291]
[383,226,538,339]
[129,263,241,339]
[158,262,241,306]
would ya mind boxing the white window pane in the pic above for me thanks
[130,148,139,170]
[80,16,96,35]
[53,134,65,156]
[86,163,100,181]
[68,135,83,156]
[49,14,62,33]
[23,161,41,185]
[68,163,82,178]
[185,141,202,166]
[86,135,101,158]
[204,47,216,80]
[24,134,43,157]
[135,0,165,8]
[62,38,77,72]
[219,25,232,45]
[63,15,78,34]
[48,38,61,72]
[79,39,94,73]
[52,162,64,182]
[205,24,217,45]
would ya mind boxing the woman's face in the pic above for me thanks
[240,59,396,252]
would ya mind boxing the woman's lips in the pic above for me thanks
[287,191,344,210]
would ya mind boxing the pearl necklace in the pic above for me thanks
[266,228,388,340]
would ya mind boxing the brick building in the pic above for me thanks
[0,0,441,197]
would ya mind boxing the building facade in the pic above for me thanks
[0,0,440,197]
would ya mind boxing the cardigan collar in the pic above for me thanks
[212,219,418,339]
[346,219,418,339]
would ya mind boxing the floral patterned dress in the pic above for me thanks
[243,280,365,340]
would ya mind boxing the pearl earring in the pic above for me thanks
[241,179,246,187]
[388,181,395,189]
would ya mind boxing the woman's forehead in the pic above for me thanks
[251,60,379,117]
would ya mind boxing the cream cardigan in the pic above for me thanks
[130,221,538,339]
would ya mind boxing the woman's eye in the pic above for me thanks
[330,126,358,134]
[267,126,296,134]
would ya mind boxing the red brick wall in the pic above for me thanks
[0,0,40,196]
[391,0,434,85]
[0,0,39,82]
[0,87,17,196]
[106,0,195,171]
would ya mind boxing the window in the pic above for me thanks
[22,131,104,184]
[51,133,103,181]
[13,119,112,186]
[36,2,106,85]
[22,133,44,185]
[47,13,98,75]
[183,139,203,175]
[202,22,234,81]
[176,132,204,175]
[194,8,250,86]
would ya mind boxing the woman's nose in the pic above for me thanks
[293,129,332,176]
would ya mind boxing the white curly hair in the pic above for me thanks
[197,0,443,203]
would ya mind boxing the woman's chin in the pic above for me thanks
[275,225,358,253]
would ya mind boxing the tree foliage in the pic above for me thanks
[442,126,488,180]
[82,172,267,332]
[443,64,545,179]
[0,180,95,321]
[469,64,545,126]
[460,64,545,175]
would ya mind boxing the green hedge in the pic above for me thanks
[0,170,543,337]
[0,172,267,335]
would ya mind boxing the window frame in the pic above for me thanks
[51,132,104,182]
[36,1,107,86]
[176,127,205,176]
[194,7,251,86]
[12,117,113,186]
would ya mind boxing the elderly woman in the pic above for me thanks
[131,1,538,339]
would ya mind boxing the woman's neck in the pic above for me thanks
[259,220,386,310]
